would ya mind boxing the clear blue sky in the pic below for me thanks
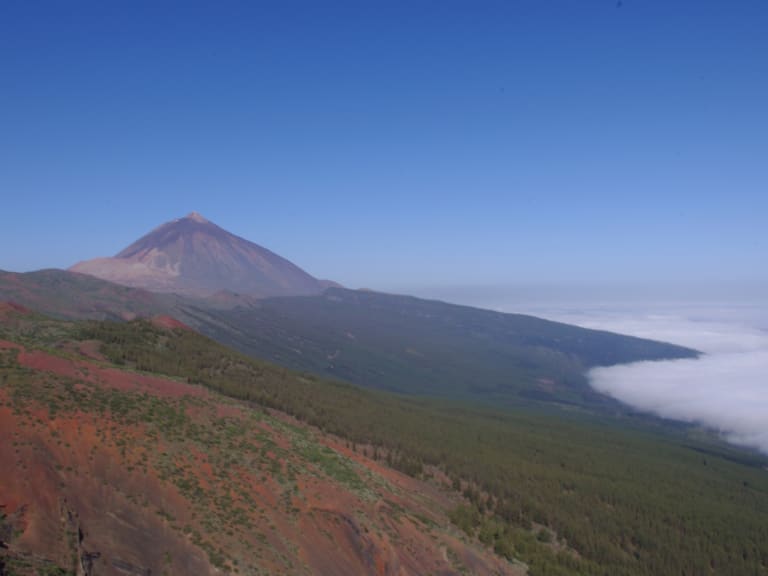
[2,0,766,295]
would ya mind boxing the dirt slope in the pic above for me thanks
[0,328,523,575]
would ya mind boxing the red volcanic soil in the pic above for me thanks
[151,314,192,331]
[0,339,23,350]
[16,348,207,399]
[0,337,524,576]
[0,301,31,319]
[0,392,214,575]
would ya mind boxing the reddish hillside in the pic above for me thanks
[0,331,523,575]
[150,314,192,331]
[70,212,331,297]
[0,301,31,320]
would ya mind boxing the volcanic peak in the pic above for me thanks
[70,213,329,298]
[185,211,209,223]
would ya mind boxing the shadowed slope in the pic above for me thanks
[0,268,180,320]
[196,287,699,407]
[0,269,699,411]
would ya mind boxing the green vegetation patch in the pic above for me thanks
[299,443,364,491]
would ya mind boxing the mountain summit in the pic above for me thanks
[70,213,329,297]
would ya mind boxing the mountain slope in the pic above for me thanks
[70,212,330,297]
[14,312,766,576]
[0,270,698,410]
[192,287,699,408]
[0,268,182,321]
[0,311,519,576]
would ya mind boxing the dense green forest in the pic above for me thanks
[77,319,768,576]
[183,287,697,409]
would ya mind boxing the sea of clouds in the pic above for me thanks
[396,284,768,455]
[532,303,768,455]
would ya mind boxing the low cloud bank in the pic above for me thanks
[410,286,768,455]
[547,305,768,454]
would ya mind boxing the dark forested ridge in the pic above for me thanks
[189,287,698,408]
[75,318,768,576]
[0,271,698,412]
[0,268,181,320]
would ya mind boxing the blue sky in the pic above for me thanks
[1,0,766,296]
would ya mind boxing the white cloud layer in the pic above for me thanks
[544,304,768,454]
[411,286,768,455]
